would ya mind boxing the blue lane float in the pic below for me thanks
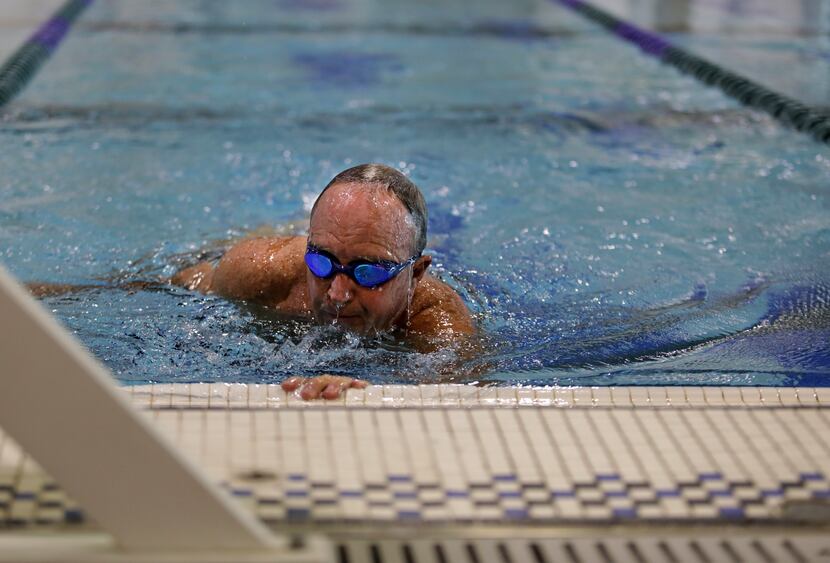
[0,0,93,108]
[556,0,830,145]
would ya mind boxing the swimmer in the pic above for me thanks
[171,163,475,399]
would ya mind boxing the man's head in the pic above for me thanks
[306,164,431,334]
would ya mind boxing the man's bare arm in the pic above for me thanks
[171,236,305,304]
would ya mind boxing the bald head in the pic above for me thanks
[311,163,428,256]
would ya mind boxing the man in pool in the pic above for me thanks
[171,163,474,400]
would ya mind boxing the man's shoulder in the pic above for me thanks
[409,274,474,336]
[210,235,307,303]
[227,235,305,257]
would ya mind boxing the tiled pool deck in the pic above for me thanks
[2,384,830,530]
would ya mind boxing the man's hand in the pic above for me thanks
[281,375,368,400]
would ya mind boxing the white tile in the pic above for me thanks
[576,488,604,503]
[814,388,830,406]
[476,387,499,406]
[351,411,386,486]
[609,387,631,407]
[368,506,396,521]
[744,505,772,519]
[265,384,286,407]
[402,385,423,406]
[569,410,614,477]
[733,486,759,501]
[170,385,192,408]
[607,496,634,510]
[421,506,450,521]
[681,487,708,502]
[665,387,687,407]
[572,387,594,407]
[788,411,830,469]
[584,505,613,520]
[227,383,249,408]
[721,387,744,407]
[660,497,690,518]
[471,410,513,478]
[344,387,367,406]
[758,387,782,406]
[691,504,718,518]
[778,388,802,406]
[341,498,369,519]
[229,410,255,472]
[628,488,655,502]
[439,385,461,406]
[682,387,707,406]
[532,387,555,406]
[712,495,739,508]
[544,410,590,483]
[516,386,537,406]
[795,388,818,405]
[447,410,490,486]
[707,410,772,488]
[626,411,674,490]
[128,385,153,409]
[628,387,651,407]
[457,385,481,406]
[528,505,556,519]
[643,411,695,484]
[248,384,267,408]
[553,387,574,407]
[150,383,173,408]
[496,386,518,406]
[638,504,664,519]
[646,387,668,406]
[381,385,406,407]
[187,383,210,408]
[738,387,762,406]
[375,411,410,478]
[208,383,230,409]
[399,411,440,486]
[554,497,583,518]
[733,410,797,485]
[494,410,541,485]
[591,410,645,484]
[591,387,613,407]
[765,411,814,474]
[662,411,715,477]
[702,387,726,406]
[682,410,744,484]
[418,385,441,407]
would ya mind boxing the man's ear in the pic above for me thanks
[412,255,431,284]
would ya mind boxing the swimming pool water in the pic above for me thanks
[1,0,828,386]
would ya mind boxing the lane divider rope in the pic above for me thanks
[0,0,93,109]
[556,0,830,145]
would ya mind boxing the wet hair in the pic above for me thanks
[311,163,428,255]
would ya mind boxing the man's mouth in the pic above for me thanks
[321,310,361,323]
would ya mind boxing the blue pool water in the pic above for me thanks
[1,1,828,386]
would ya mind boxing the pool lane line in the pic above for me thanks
[555,0,830,146]
[0,0,93,109]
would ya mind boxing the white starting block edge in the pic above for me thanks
[124,382,830,410]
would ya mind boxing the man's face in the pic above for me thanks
[306,182,429,334]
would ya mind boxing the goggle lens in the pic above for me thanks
[353,264,393,287]
[305,252,334,278]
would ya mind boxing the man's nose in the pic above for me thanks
[327,273,353,305]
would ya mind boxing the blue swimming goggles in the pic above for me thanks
[305,244,419,288]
